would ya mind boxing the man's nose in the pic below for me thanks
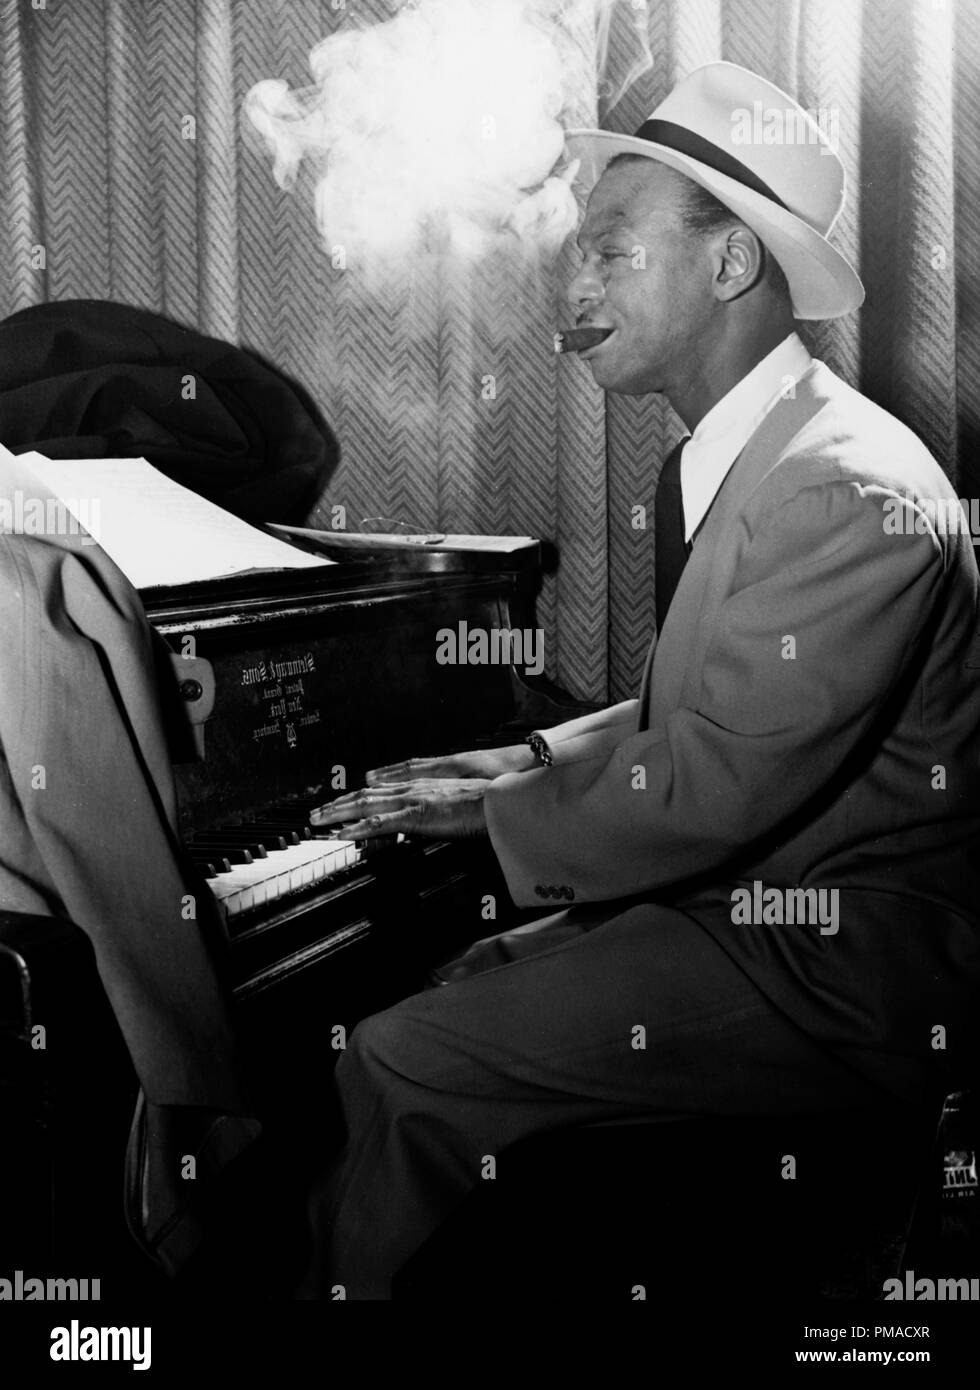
[566,259,604,312]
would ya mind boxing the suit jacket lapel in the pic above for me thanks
[640,364,830,733]
[637,629,659,719]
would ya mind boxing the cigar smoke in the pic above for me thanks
[244,0,652,266]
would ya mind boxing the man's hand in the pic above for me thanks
[364,744,536,785]
[310,778,493,840]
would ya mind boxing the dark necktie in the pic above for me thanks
[654,436,691,631]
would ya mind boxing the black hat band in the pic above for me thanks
[632,118,790,212]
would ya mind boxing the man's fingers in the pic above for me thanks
[366,759,441,785]
[341,804,424,838]
[310,786,412,825]
[365,762,409,785]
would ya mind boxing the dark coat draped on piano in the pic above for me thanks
[0,299,337,524]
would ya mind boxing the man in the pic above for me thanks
[306,63,980,1299]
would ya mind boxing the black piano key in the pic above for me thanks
[240,814,305,823]
[191,843,255,865]
[227,831,290,852]
[190,855,233,875]
[263,816,317,833]
[240,824,307,844]
[193,830,269,842]
[191,833,269,854]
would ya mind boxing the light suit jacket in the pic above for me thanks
[0,447,259,1273]
[485,363,980,1101]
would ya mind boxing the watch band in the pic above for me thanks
[526,732,554,768]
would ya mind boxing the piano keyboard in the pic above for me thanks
[188,797,403,920]
[206,836,361,918]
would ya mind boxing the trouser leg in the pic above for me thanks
[304,904,889,1299]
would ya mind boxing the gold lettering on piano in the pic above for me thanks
[270,653,316,681]
[242,653,321,747]
[242,661,268,686]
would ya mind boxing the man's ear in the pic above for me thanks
[710,224,766,302]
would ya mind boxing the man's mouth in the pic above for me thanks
[554,326,615,355]
[577,328,616,360]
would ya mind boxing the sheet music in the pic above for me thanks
[10,452,334,590]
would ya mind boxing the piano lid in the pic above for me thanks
[139,538,543,625]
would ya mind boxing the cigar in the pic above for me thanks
[554,326,614,354]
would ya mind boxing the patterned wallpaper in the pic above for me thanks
[0,0,970,702]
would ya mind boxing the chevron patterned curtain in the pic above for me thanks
[0,0,972,703]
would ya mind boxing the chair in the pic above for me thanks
[0,911,150,1282]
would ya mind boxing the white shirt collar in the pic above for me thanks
[680,332,813,543]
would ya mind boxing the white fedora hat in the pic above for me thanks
[566,62,864,321]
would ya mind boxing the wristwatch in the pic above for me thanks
[525,732,554,768]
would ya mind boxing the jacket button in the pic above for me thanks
[533,884,575,901]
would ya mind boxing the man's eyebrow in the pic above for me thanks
[576,213,635,251]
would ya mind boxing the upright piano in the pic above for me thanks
[146,537,591,1027]
[1,535,594,1281]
